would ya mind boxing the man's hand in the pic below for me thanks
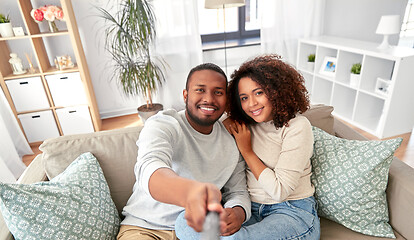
[184,183,225,232]
[221,206,245,236]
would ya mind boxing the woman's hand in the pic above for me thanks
[229,121,253,155]
[222,117,234,134]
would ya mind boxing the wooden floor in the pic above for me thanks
[22,114,414,168]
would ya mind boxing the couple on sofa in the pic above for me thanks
[117,54,320,240]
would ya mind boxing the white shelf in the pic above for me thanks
[297,36,414,138]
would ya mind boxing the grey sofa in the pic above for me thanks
[1,105,414,240]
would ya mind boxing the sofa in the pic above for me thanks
[1,105,414,240]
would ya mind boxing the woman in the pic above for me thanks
[223,54,320,240]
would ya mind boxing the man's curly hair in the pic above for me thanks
[227,54,310,129]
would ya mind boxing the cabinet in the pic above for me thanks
[297,36,414,138]
[0,0,101,143]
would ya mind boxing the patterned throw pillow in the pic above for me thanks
[0,152,120,240]
[311,127,402,238]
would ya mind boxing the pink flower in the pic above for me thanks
[55,9,64,21]
[31,5,64,23]
[30,9,44,22]
[43,8,56,21]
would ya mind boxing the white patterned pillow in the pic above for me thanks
[0,152,120,240]
[311,127,402,238]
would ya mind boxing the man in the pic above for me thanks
[118,63,251,239]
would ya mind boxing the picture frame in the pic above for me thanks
[319,56,337,77]
[12,27,25,36]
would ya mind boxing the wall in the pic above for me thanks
[323,0,408,44]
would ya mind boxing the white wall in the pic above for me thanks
[323,0,408,44]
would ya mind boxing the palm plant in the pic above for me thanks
[97,0,166,110]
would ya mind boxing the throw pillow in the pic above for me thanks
[0,152,120,240]
[311,127,402,238]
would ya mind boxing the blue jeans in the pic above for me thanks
[175,196,320,240]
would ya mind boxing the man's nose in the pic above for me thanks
[202,91,215,103]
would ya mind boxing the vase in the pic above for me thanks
[349,73,360,88]
[0,22,15,37]
[307,62,315,72]
[48,21,59,33]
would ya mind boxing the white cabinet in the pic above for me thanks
[46,72,88,107]
[56,106,94,135]
[18,110,60,142]
[5,77,50,112]
[297,36,414,138]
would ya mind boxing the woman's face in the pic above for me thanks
[238,77,273,123]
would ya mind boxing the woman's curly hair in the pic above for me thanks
[227,54,310,129]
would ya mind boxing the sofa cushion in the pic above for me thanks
[301,104,334,135]
[311,127,402,238]
[39,126,142,215]
[0,152,120,239]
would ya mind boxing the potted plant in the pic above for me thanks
[98,0,166,122]
[350,63,361,88]
[307,53,315,71]
[0,13,14,37]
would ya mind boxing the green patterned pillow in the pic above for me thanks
[311,127,402,238]
[0,152,120,240]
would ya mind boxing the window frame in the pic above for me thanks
[200,6,260,43]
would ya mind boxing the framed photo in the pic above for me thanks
[12,27,25,36]
[319,56,337,77]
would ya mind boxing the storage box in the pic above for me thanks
[45,72,88,107]
[5,77,50,112]
[56,106,94,135]
[18,110,60,143]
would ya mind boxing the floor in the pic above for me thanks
[22,114,414,168]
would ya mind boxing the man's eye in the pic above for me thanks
[196,89,204,92]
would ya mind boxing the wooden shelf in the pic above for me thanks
[0,0,101,143]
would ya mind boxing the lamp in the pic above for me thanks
[204,0,245,74]
[375,15,401,50]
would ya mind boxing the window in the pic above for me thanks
[197,0,260,43]
[401,0,414,38]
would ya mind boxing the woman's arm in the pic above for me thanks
[229,121,266,179]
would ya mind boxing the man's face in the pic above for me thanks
[183,69,227,134]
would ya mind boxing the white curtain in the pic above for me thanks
[0,88,32,182]
[152,0,203,111]
[260,0,325,65]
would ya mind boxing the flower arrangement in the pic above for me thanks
[30,5,64,32]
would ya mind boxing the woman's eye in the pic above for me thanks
[215,91,223,95]
[240,96,247,101]
[255,91,263,96]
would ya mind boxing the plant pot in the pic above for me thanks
[349,73,360,88]
[137,103,163,123]
[0,22,14,37]
[307,62,315,72]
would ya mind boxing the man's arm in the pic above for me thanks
[149,168,225,232]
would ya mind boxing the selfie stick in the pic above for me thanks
[200,211,220,240]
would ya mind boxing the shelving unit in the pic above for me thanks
[0,0,101,144]
[297,36,414,138]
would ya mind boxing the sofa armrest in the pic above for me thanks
[17,154,47,184]
[387,157,414,239]
[0,155,47,240]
